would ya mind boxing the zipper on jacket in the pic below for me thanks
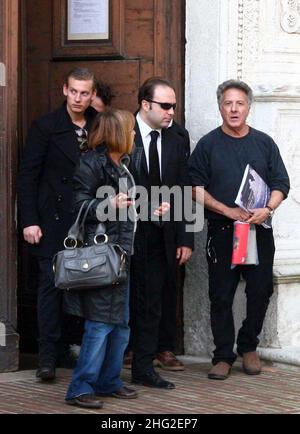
[121,163,137,254]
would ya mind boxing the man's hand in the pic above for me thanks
[246,208,270,225]
[23,225,43,244]
[223,206,251,222]
[110,193,132,209]
[153,202,170,217]
[176,246,192,265]
[196,189,252,222]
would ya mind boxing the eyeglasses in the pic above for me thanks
[146,99,177,111]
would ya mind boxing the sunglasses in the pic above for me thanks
[146,99,177,111]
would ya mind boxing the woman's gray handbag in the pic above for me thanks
[53,200,127,290]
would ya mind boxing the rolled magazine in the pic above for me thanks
[235,164,271,229]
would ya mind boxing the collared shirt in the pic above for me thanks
[136,112,162,177]
[72,124,88,153]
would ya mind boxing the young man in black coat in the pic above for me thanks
[18,67,97,380]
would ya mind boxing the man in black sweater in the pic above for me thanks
[189,79,290,381]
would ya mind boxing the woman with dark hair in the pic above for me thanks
[91,80,113,112]
[64,109,138,409]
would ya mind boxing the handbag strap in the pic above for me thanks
[77,198,97,241]
[64,199,96,248]
[63,200,87,248]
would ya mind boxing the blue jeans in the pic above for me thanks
[66,297,129,400]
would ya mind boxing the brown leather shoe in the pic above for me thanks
[111,386,138,399]
[242,351,261,375]
[208,362,231,380]
[153,351,185,371]
[66,394,104,409]
[123,351,133,370]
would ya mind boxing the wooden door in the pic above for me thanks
[18,0,186,353]
[0,0,19,372]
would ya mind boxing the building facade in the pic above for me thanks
[184,0,300,365]
[0,0,299,371]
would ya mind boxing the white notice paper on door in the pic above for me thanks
[68,0,109,40]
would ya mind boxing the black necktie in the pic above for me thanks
[148,130,161,186]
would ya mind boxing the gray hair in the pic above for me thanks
[217,79,253,107]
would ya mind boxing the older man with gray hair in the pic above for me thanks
[189,79,290,380]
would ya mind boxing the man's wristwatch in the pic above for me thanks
[266,205,275,218]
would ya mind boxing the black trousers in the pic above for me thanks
[128,268,177,355]
[206,221,275,365]
[37,257,83,366]
[131,227,170,376]
[157,272,177,353]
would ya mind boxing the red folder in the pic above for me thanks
[232,221,250,265]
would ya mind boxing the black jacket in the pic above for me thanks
[63,148,136,324]
[17,102,97,257]
[169,121,191,158]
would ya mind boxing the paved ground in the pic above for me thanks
[0,356,299,414]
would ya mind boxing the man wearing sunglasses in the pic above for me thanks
[18,67,97,381]
[130,77,194,389]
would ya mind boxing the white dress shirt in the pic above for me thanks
[136,112,162,177]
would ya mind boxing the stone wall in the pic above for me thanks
[184,0,300,363]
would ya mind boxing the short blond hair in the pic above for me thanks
[65,67,96,89]
[89,109,135,154]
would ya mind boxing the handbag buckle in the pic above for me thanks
[94,234,108,245]
[64,237,78,249]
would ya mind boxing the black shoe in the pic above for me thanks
[66,394,103,409]
[36,366,56,381]
[132,371,175,389]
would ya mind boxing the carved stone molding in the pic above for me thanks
[237,0,260,79]
[281,0,300,33]
[275,108,300,209]
[287,136,300,205]
[253,83,300,101]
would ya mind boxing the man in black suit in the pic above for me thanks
[153,119,191,370]
[130,77,193,389]
[124,118,190,371]
[18,67,97,380]
[169,120,190,158]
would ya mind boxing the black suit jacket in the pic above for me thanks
[18,102,97,257]
[131,121,194,270]
[169,121,190,158]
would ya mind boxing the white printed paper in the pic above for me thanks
[68,0,109,40]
